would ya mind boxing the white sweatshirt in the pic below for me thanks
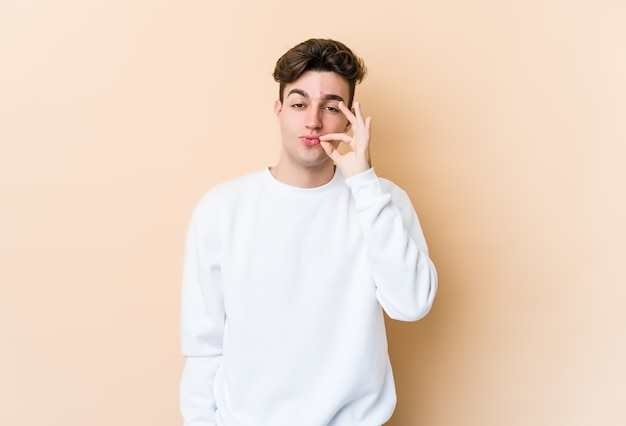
[180,167,437,426]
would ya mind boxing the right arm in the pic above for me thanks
[180,196,225,426]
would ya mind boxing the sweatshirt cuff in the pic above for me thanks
[344,168,384,197]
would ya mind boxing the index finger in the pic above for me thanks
[352,101,365,124]
[337,101,357,125]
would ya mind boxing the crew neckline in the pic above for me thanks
[263,166,342,194]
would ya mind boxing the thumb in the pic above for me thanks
[320,141,341,162]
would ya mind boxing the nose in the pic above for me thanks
[305,108,322,130]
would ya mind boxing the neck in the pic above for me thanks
[269,161,336,188]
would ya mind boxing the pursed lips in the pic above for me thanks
[300,135,321,146]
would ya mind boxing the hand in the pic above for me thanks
[319,101,372,178]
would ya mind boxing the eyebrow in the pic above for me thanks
[287,89,345,103]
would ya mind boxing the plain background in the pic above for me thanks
[1,0,624,425]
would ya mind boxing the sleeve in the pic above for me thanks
[345,168,438,321]
[179,195,225,426]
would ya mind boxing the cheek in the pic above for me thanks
[279,114,298,132]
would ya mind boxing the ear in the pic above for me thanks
[274,99,282,116]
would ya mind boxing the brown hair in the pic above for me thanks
[273,38,367,108]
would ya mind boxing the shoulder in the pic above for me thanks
[203,169,265,199]
[192,169,266,215]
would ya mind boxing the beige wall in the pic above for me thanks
[1,0,624,425]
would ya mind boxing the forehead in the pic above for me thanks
[284,70,350,100]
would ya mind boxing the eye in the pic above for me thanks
[291,103,306,109]
[323,105,340,113]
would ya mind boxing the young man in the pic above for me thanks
[180,38,437,426]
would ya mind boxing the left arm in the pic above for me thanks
[346,168,437,321]
[320,101,437,321]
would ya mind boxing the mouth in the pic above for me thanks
[300,136,321,146]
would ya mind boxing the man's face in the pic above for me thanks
[274,70,351,171]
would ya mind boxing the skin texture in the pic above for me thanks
[271,70,372,188]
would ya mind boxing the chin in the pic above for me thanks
[305,157,334,170]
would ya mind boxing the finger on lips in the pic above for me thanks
[319,133,352,143]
